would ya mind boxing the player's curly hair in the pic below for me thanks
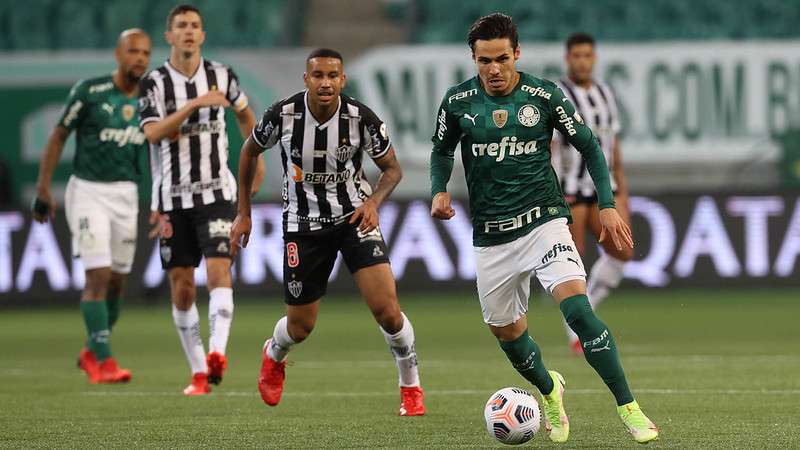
[467,13,519,53]
[166,4,202,31]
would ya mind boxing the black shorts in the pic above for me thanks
[564,190,618,207]
[158,201,236,269]
[283,221,390,305]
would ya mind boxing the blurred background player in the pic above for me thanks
[32,29,152,384]
[552,33,633,355]
[430,14,657,443]
[230,48,425,416]
[138,4,265,395]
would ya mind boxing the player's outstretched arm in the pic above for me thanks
[33,126,69,223]
[141,91,230,144]
[229,136,262,257]
[350,147,402,232]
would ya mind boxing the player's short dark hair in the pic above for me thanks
[566,32,595,51]
[166,4,202,31]
[467,13,519,53]
[306,48,343,64]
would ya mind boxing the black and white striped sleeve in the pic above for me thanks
[138,75,163,128]
[359,105,391,160]
[226,67,249,113]
[251,101,281,149]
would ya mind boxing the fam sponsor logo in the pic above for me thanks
[521,84,552,100]
[472,136,538,162]
[291,164,352,184]
[448,88,478,104]
[484,206,543,233]
[541,242,576,265]
[99,126,146,147]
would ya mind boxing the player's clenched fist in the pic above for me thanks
[430,192,455,220]
[228,213,252,257]
[191,90,230,109]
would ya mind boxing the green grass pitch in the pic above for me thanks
[1,288,799,448]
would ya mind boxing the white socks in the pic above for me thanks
[266,316,295,362]
[172,304,208,375]
[208,287,234,355]
[380,312,420,387]
[587,254,626,309]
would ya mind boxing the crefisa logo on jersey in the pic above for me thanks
[492,109,508,128]
[517,104,540,127]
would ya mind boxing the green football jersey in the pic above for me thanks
[431,72,613,247]
[57,74,146,182]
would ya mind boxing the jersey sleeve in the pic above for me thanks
[429,92,461,197]
[57,80,88,131]
[549,85,615,209]
[359,105,391,160]
[226,67,249,113]
[251,101,282,149]
[138,76,163,128]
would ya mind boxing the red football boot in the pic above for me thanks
[206,352,228,385]
[78,348,101,384]
[258,340,286,406]
[399,386,426,416]
[183,373,211,396]
[97,357,132,383]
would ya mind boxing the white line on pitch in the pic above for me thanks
[82,388,800,397]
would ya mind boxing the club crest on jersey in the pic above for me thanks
[122,104,135,121]
[517,104,540,127]
[288,280,303,298]
[335,144,354,162]
[492,109,509,128]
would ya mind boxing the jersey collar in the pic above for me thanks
[304,90,342,130]
[165,57,205,83]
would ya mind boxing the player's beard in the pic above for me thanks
[125,70,142,84]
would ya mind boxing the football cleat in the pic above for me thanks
[78,348,101,383]
[97,357,132,383]
[258,339,286,406]
[570,339,584,356]
[618,400,659,444]
[399,386,426,416]
[183,372,211,396]
[206,352,228,385]
[541,370,569,443]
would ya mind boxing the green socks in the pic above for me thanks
[80,300,111,361]
[498,330,554,395]
[106,297,122,330]
[560,294,633,406]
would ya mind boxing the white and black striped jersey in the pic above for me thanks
[138,58,249,212]
[252,91,392,233]
[553,77,621,199]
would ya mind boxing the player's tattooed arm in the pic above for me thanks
[350,147,403,233]
[33,126,70,223]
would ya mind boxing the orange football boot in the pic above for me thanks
[399,386,426,416]
[258,340,286,406]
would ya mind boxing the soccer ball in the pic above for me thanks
[484,387,541,445]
